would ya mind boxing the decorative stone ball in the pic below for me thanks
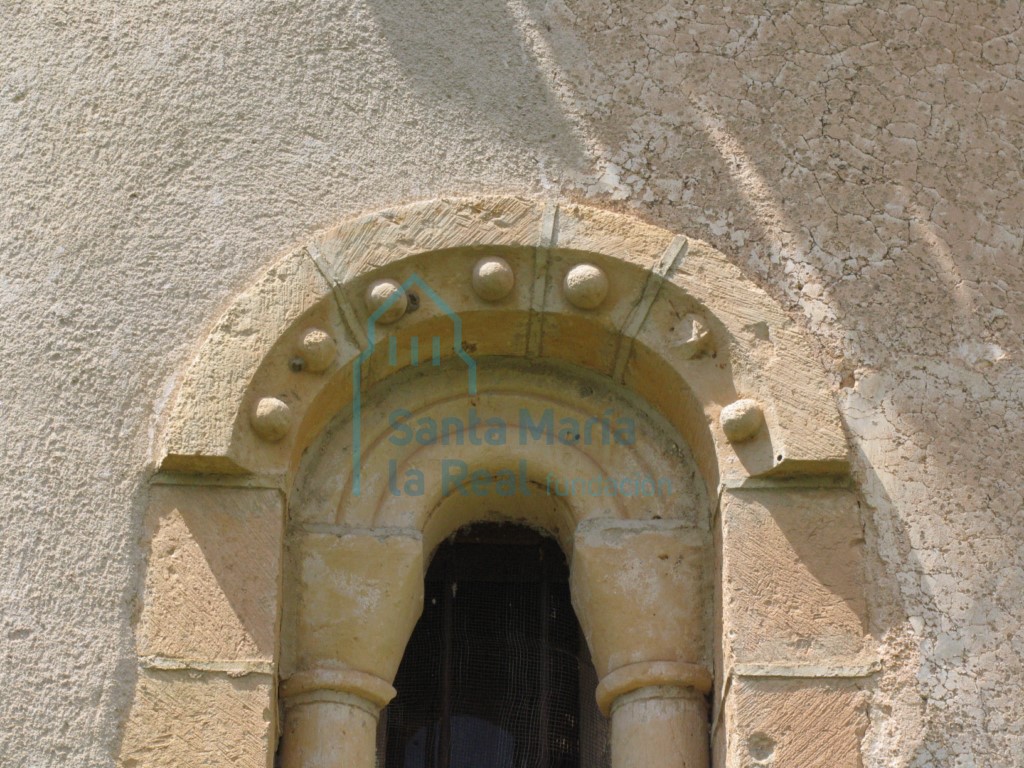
[299,328,337,373]
[471,256,515,301]
[564,263,608,310]
[720,399,764,443]
[365,279,407,324]
[251,397,291,442]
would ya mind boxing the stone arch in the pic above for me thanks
[120,197,873,768]
[158,196,847,482]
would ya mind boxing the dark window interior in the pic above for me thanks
[378,523,610,768]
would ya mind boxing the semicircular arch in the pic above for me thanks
[159,196,848,489]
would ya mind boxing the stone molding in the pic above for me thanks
[280,667,397,710]
[596,661,715,716]
[158,196,848,488]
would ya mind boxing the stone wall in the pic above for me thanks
[1,2,1021,766]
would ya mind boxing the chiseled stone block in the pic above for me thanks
[719,677,868,767]
[119,668,274,768]
[139,485,284,662]
[718,488,869,669]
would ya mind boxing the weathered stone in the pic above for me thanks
[556,203,675,270]
[283,532,424,682]
[157,199,849,487]
[668,238,850,476]
[718,678,868,767]
[118,668,274,768]
[471,255,515,301]
[563,262,610,309]
[718,488,870,668]
[161,248,331,471]
[674,314,712,360]
[6,2,1022,764]
[365,279,407,324]
[316,197,544,282]
[571,519,707,677]
[720,398,764,443]
[298,328,337,373]
[139,485,284,662]
[251,396,291,442]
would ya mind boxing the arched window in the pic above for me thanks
[122,198,868,768]
[378,524,610,768]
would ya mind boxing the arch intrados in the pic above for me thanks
[282,317,723,498]
[289,359,703,532]
[420,490,578,564]
[261,284,725,490]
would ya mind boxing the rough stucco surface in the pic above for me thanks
[0,2,1021,766]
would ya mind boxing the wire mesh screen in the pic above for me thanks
[378,524,611,768]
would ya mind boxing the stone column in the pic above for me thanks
[279,668,395,768]
[280,531,424,768]
[598,662,711,768]
[571,520,711,768]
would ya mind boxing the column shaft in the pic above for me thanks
[280,692,379,768]
[611,686,709,768]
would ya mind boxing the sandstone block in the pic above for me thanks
[118,668,273,768]
[718,678,867,767]
[718,488,869,668]
[139,485,284,662]
[285,531,423,681]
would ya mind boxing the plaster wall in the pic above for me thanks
[1,2,1021,766]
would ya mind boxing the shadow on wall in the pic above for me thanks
[359,0,1021,380]
[360,0,592,175]
[96,477,148,766]
[111,4,1020,764]
[498,1,1020,369]
[450,13,1017,761]
[846,443,928,765]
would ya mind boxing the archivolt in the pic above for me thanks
[159,196,848,491]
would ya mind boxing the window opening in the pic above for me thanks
[378,524,610,768]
